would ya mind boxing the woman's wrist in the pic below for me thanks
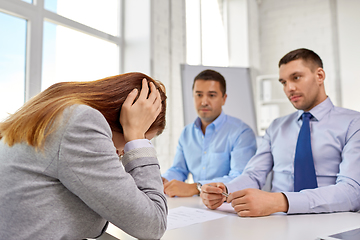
[123,131,145,143]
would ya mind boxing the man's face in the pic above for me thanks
[279,59,325,112]
[193,79,227,124]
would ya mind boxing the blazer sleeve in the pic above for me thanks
[57,105,167,239]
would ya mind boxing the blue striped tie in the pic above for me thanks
[294,112,318,192]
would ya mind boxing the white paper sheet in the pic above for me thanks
[215,202,237,214]
[167,206,227,230]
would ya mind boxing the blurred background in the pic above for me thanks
[1,0,359,172]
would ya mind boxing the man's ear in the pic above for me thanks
[316,67,326,85]
[222,93,228,106]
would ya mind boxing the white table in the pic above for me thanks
[101,196,360,240]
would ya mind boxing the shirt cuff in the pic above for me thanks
[225,181,241,194]
[282,191,310,214]
[198,180,208,186]
[124,139,153,153]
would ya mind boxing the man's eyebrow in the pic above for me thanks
[290,71,301,76]
[208,91,218,94]
[279,71,302,82]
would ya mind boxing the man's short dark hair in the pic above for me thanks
[278,48,323,71]
[192,69,226,96]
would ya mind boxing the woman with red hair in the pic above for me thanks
[0,72,167,240]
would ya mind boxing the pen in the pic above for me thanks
[221,192,229,197]
[206,184,229,197]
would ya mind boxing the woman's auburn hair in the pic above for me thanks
[0,72,167,149]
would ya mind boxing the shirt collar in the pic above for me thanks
[297,97,333,121]
[194,111,226,131]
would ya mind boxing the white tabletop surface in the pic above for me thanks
[102,196,360,240]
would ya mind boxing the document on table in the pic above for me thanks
[167,206,227,230]
[215,202,237,214]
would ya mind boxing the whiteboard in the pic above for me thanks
[180,64,258,135]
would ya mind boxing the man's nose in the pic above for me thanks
[286,82,296,92]
[201,97,208,106]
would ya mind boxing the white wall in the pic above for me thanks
[337,0,360,112]
[256,0,343,117]
[227,0,249,67]
[121,0,186,172]
[123,0,151,74]
[246,0,261,123]
[151,0,186,172]
[250,0,360,114]
[247,0,260,74]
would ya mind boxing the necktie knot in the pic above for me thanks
[302,112,312,121]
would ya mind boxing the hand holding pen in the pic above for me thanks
[221,191,229,198]
[199,182,229,210]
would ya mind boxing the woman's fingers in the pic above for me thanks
[120,78,162,142]
[122,88,138,108]
[138,78,149,100]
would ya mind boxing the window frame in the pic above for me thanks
[0,0,123,101]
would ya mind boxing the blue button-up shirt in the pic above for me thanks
[162,111,257,185]
[226,97,360,214]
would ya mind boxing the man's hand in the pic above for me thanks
[163,180,199,197]
[162,177,168,184]
[200,182,227,210]
[120,78,162,142]
[227,188,289,217]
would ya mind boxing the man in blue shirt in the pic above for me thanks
[162,69,257,197]
[201,48,360,216]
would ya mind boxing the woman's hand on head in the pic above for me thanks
[120,78,162,143]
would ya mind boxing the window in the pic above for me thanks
[185,0,229,66]
[44,0,119,36]
[185,0,201,65]
[200,0,228,66]
[0,12,26,121]
[42,21,119,90]
[0,0,122,119]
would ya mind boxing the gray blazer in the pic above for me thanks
[0,104,167,240]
